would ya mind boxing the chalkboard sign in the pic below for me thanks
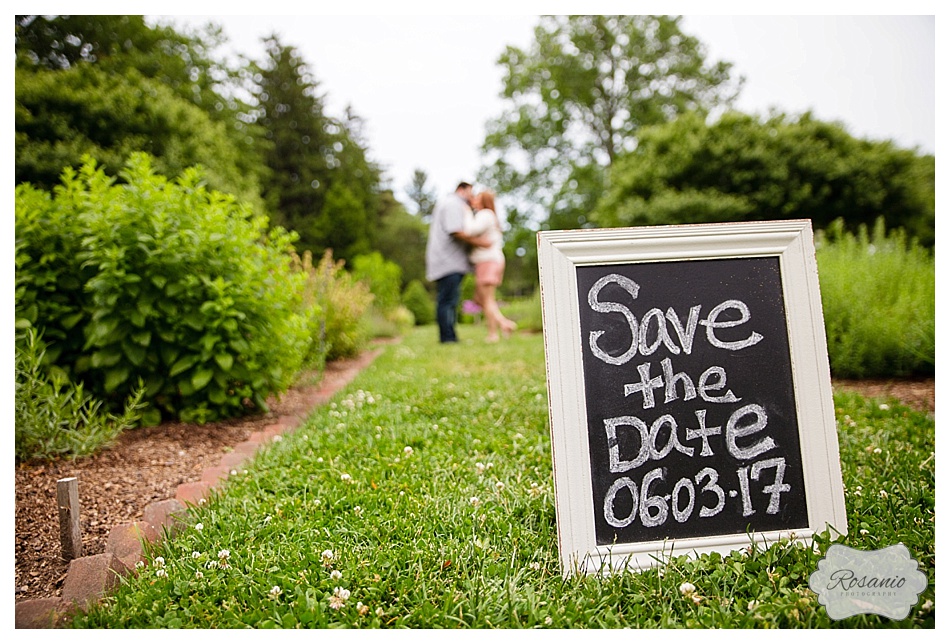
[538,221,847,576]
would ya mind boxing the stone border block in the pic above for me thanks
[60,553,125,609]
[105,521,153,573]
[15,598,68,629]
[176,480,212,506]
[143,498,187,541]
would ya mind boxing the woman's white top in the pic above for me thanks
[465,208,505,264]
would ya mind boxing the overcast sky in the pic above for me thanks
[152,8,936,208]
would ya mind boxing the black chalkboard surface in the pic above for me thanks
[576,257,809,545]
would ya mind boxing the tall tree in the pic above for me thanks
[250,36,381,262]
[405,169,437,220]
[479,15,741,229]
[593,111,935,246]
[251,35,335,253]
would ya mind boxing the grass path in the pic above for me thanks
[74,326,934,628]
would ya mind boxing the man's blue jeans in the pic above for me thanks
[435,272,464,343]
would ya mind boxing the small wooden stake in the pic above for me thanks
[57,477,83,562]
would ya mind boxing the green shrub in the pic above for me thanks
[16,327,145,461]
[15,154,309,425]
[351,251,403,313]
[817,218,935,378]
[401,280,434,326]
[306,250,374,361]
[500,291,544,333]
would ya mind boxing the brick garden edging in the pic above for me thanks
[15,348,383,629]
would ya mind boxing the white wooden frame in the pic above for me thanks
[537,220,848,577]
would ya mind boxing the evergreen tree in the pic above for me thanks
[251,35,335,254]
[405,169,437,220]
[251,36,382,262]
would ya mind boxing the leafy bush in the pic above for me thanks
[402,280,434,326]
[500,291,544,333]
[16,327,144,461]
[817,218,935,378]
[15,154,309,425]
[351,251,403,312]
[305,250,374,362]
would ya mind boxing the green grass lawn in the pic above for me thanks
[73,326,935,628]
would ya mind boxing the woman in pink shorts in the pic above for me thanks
[466,190,517,342]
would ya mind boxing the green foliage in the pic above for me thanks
[594,111,935,246]
[351,252,403,313]
[16,327,145,462]
[401,280,435,326]
[15,63,264,209]
[817,219,934,378]
[305,251,374,362]
[15,155,309,424]
[374,190,428,288]
[499,292,543,333]
[480,15,741,226]
[72,328,933,628]
[405,168,437,220]
[251,36,381,264]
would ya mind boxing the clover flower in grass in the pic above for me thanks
[195,571,204,580]
[329,587,351,610]
[470,496,481,507]
[192,551,201,559]
[357,602,369,616]
[330,570,342,581]
[195,523,204,532]
[404,446,413,456]
[269,586,282,599]
[156,568,168,579]
[154,557,165,568]
[495,481,505,492]
[341,473,352,482]
[321,549,335,567]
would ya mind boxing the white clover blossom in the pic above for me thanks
[218,549,230,560]
[873,447,883,454]
[321,549,335,567]
[154,556,165,568]
[341,473,352,482]
[357,601,369,616]
[330,570,343,581]
[135,561,145,569]
[156,568,168,578]
[329,586,351,610]
[495,481,505,491]
[879,403,890,410]
[404,446,413,455]
[192,551,201,559]
[195,571,204,580]
[679,582,696,595]
[354,506,363,515]
[470,496,481,506]
[195,523,204,531]
[376,607,384,617]
[860,529,869,535]
[269,586,282,599]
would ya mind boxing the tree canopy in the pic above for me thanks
[250,35,382,264]
[479,15,741,229]
[592,111,935,246]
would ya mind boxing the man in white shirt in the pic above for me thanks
[425,182,490,343]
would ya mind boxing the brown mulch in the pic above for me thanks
[14,361,934,605]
